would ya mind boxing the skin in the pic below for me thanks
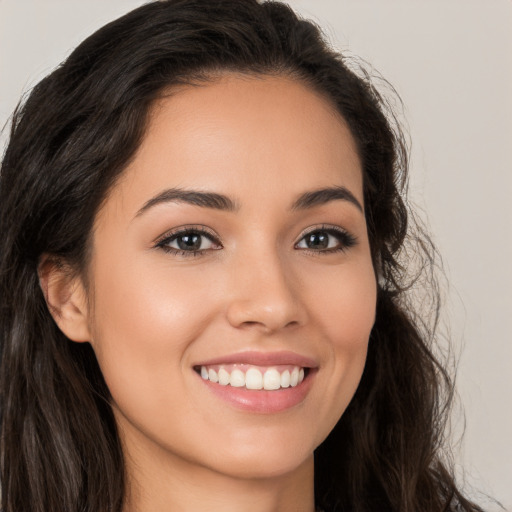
[44,74,377,512]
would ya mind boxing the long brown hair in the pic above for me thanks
[0,1,485,510]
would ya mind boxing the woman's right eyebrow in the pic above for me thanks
[134,188,240,218]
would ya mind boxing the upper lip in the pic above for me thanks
[194,350,318,368]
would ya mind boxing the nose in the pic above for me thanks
[225,249,307,334]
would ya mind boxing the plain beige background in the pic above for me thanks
[1,1,511,510]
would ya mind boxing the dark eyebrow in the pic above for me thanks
[135,188,239,217]
[135,184,363,218]
[291,186,363,213]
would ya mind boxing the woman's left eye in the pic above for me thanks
[155,228,221,256]
[295,227,357,253]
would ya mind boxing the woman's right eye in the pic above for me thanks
[155,228,222,257]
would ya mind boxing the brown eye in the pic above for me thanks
[156,228,221,255]
[174,233,203,251]
[303,232,330,249]
[296,227,357,253]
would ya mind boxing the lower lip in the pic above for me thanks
[198,370,315,414]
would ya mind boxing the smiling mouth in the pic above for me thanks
[194,364,309,391]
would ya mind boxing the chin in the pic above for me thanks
[194,425,319,480]
[210,449,314,481]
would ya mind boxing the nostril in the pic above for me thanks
[237,320,299,333]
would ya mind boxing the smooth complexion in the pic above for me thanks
[45,75,377,512]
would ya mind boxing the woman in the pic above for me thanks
[0,1,488,511]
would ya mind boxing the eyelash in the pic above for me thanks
[296,225,357,255]
[154,224,357,258]
[154,225,220,257]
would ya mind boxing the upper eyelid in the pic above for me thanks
[295,223,352,241]
[154,225,221,246]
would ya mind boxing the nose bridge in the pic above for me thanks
[225,240,305,332]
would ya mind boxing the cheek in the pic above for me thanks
[331,264,375,382]
[307,258,376,348]
[92,251,214,340]
[303,258,376,425]
[87,254,217,399]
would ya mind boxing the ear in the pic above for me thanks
[38,255,91,342]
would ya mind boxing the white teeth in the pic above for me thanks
[290,367,299,387]
[218,367,230,386]
[245,368,263,390]
[280,370,290,388]
[230,369,245,387]
[199,365,307,391]
[263,368,281,390]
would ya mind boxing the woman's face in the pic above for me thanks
[85,74,376,481]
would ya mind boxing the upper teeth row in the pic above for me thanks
[200,366,305,390]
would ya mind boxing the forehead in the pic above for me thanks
[102,74,363,219]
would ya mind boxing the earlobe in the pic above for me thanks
[38,255,91,343]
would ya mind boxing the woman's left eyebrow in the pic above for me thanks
[291,186,363,213]
[134,185,363,218]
